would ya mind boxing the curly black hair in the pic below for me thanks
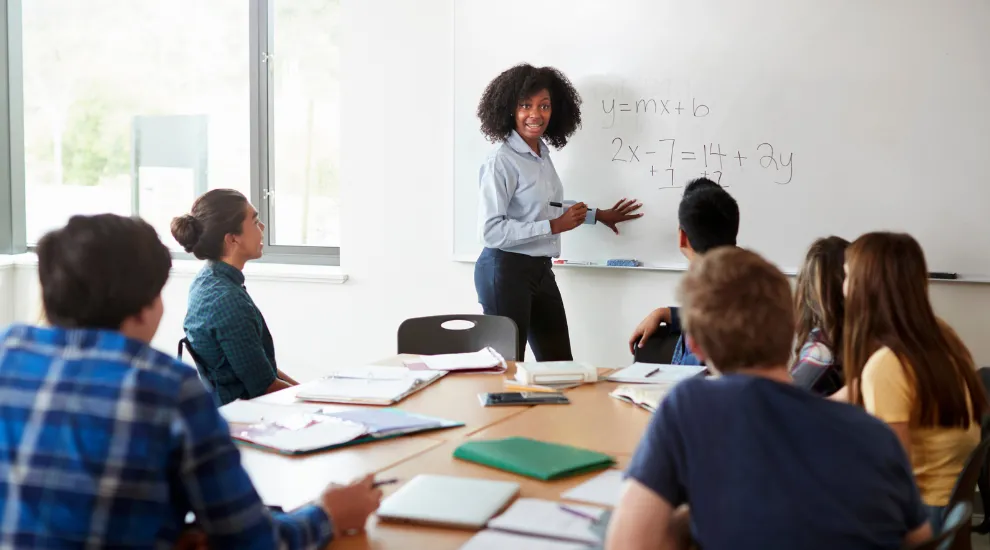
[477,63,582,149]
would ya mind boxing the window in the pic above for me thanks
[5,0,341,263]
[268,0,341,247]
[21,0,250,250]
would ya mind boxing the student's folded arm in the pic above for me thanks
[213,295,279,398]
[171,374,334,549]
[478,157,551,248]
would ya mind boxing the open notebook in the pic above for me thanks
[608,384,675,413]
[294,366,446,405]
[219,401,462,455]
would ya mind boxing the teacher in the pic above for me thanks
[474,63,643,362]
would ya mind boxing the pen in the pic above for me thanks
[373,477,400,488]
[644,368,660,378]
[558,504,600,523]
[549,201,563,208]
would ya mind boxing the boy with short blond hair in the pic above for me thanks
[607,247,931,550]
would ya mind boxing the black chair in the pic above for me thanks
[943,437,990,549]
[397,314,519,361]
[972,367,990,539]
[177,338,207,376]
[177,338,220,406]
[909,501,972,550]
[633,324,681,364]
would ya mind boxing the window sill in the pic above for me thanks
[0,254,349,285]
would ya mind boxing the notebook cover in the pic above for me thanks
[453,437,615,481]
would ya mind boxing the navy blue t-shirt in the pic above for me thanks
[626,374,927,550]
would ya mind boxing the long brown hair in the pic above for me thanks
[794,236,849,359]
[843,232,987,428]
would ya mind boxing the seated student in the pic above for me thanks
[607,247,932,550]
[172,189,298,406]
[842,232,988,533]
[0,214,381,547]
[791,236,849,396]
[628,178,738,365]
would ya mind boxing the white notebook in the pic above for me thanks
[606,363,706,384]
[377,474,519,529]
[560,469,625,508]
[295,367,445,405]
[487,498,605,545]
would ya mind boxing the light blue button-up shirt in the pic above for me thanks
[477,130,596,258]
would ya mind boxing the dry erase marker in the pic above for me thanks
[548,200,582,208]
[373,477,400,488]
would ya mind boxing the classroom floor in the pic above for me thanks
[972,511,989,549]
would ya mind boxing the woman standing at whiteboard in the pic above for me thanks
[474,63,643,361]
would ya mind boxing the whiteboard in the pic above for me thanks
[452,0,990,275]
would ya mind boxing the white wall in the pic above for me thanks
[0,258,13,327]
[6,0,990,378]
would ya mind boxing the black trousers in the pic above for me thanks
[474,248,573,362]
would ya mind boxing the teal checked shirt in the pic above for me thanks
[183,261,279,406]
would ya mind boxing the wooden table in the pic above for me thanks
[241,357,651,549]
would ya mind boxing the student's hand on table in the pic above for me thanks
[629,308,671,354]
[173,528,208,550]
[550,202,589,234]
[320,474,383,537]
[596,198,643,234]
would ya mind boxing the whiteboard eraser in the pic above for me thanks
[607,259,641,267]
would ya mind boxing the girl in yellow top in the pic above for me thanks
[842,232,988,533]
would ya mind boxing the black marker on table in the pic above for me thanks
[549,201,564,208]
[929,272,959,280]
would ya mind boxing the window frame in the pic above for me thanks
[0,0,340,265]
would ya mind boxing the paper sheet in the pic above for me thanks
[418,347,505,371]
[218,400,322,425]
[560,469,625,507]
[487,498,604,545]
[325,365,435,381]
[460,530,590,550]
[606,363,706,384]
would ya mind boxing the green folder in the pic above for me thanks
[453,437,616,481]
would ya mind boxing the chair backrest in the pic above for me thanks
[397,315,519,361]
[177,338,209,378]
[942,436,990,550]
[908,501,972,550]
[633,324,681,364]
[947,436,990,510]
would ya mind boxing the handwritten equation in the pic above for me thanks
[610,138,794,188]
[601,97,710,128]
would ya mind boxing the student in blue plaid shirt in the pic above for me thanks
[0,214,381,548]
[172,189,299,406]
